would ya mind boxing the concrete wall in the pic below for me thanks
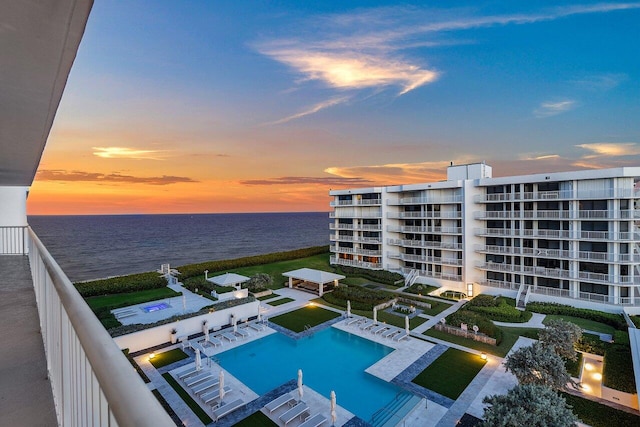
[114,300,259,353]
[601,385,639,410]
[0,186,28,226]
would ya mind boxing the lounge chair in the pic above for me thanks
[345,317,361,326]
[177,366,199,379]
[371,324,387,334]
[234,328,249,338]
[359,320,374,330]
[191,378,219,394]
[382,328,399,339]
[264,393,296,413]
[279,402,310,426]
[212,398,244,422]
[206,336,223,347]
[299,413,327,427]
[221,332,237,342]
[185,373,214,387]
[203,386,233,405]
[248,322,265,332]
[393,332,409,342]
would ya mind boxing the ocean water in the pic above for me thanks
[29,212,329,282]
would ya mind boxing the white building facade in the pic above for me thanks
[330,163,640,312]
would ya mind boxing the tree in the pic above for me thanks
[481,384,578,427]
[538,319,582,360]
[504,342,574,390]
[245,273,273,292]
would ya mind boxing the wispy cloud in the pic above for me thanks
[325,160,461,185]
[576,142,640,157]
[520,153,561,161]
[240,176,373,186]
[37,169,197,185]
[266,96,351,125]
[570,73,627,90]
[534,100,576,118]
[93,147,166,160]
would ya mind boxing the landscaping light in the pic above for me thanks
[480,352,487,360]
[593,373,602,381]
[581,384,592,392]
[149,352,155,360]
[308,302,315,307]
[584,363,594,371]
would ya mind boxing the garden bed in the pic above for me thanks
[466,295,532,323]
[412,348,486,399]
[150,348,189,369]
[268,306,340,333]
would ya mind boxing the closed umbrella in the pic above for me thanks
[297,369,304,402]
[204,327,210,343]
[233,317,238,333]
[219,370,225,403]
[373,307,377,325]
[257,304,262,322]
[405,315,410,334]
[330,390,337,426]
[346,300,351,318]
[195,348,201,371]
[182,295,187,312]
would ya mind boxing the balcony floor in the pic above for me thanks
[0,256,57,426]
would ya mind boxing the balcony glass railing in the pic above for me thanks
[475,228,634,241]
[387,238,463,250]
[330,256,382,269]
[475,209,639,220]
[475,245,640,263]
[27,228,172,426]
[474,188,636,203]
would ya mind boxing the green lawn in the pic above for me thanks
[415,298,453,317]
[150,348,188,369]
[267,297,295,306]
[232,411,278,427]
[543,314,616,335]
[86,287,181,311]
[561,392,640,427]
[312,298,427,329]
[269,306,340,332]
[424,326,540,357]
[162,373,212,424]
[230,253,333,289]
[257,293,280,301]
[412,347,487,400]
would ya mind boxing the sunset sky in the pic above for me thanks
[30,1,640,215]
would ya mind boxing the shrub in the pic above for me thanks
[177,246,328,279]
[603,345,636,393]
[575,333,607,356]
[75,272,167,297]
[244,273,273,293]
[467,295,532,323]
[123,348,150,383]
[404,283,438,295]
[334,265,404,285]
[526,302,626,330]
[446,309,503,343]
[322,284,393,311]
[613,330,630,346]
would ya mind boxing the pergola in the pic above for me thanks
[283,268,345,296]
[207,272,250,289]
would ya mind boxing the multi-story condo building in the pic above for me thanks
[330,163,640,313]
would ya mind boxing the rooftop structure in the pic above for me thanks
[330,162,640,313]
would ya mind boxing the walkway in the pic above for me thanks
[493,312,546,328]
[0,256,57,426]
[411,300,466,334]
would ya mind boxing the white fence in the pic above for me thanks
[28,228,173,426]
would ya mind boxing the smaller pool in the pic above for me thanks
[142,302,171,313]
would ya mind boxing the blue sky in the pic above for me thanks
[32,1,640,214]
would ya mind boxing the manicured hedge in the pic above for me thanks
[177,246,328,279]
[334,265,404,285]
[75,272,167,297]
[467,295,532,323]
[575,333,607,356]
[446,309,503,343]
[526,302,627,330]
[404,283,438,295]
[322,284,393,311]
[123,348,150,383]
[603,345,636,393]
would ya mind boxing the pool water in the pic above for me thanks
[142,302,170,313]
[215,327,403,420]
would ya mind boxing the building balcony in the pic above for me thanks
[330,235,382,244]
[329,245,382,256]
[399,267,462,282]
[474,209,639,220]
[475,245,640,263]
[329,211,382,219]
[387,211,463,219]
[476,261,640,284]
[386,225,463,234]
[475,228,634,241]
[330,198,382,207]
[386,195,463,205]
[388,252,463,266]
[329,223,382,231]
[387,238,463,250]
[474,188,635,203]
[330,256,382,269]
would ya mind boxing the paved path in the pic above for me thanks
[493,312,546,328]
[412,300,466,334]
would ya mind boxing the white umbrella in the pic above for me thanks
[373,307,377,325]
[257,304,262,322]
[233,317,238,333]
[297,369,304,401]
[346,300,351,318]
[219,370,225,403]
[204,327,209,343]
[405,315,410,334]
[330,390,337,425]
[182,295,187,312]
[195,348,202,371]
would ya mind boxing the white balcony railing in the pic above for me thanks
[28,228,172,426]
[387,238,463,250]
[330,256,382,269]
[391,252,463,266]
[387,225,463,234]
[475,245,640,263]
[474,188,636,203]
[388,211,462,219]
[0,226,27,255]
[399,268,462,282]
[475,209,639,220]
[475,228,633,241]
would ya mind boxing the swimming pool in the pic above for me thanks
[142,302,170,313]
[215,327,404,421]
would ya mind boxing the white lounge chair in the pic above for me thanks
[393,332,409,342]
[371,324,387,334]
[221,332,237,342]
[212,398,244,422]
[185,373,214,387]
[248,322,265,332]
[359,320,374,330]
[206,336,223,347]
[345,317,361,326]
[191,378,219,394]
[177,366,199,379]
[201,386,233,404]
[264,393,296,413]
[299,413,327,427]
[279,402,310,426]
[382,328,400,338]
[234,328,249,338]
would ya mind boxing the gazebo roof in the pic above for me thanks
[282,268,345,284]
[207,272,250,286]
